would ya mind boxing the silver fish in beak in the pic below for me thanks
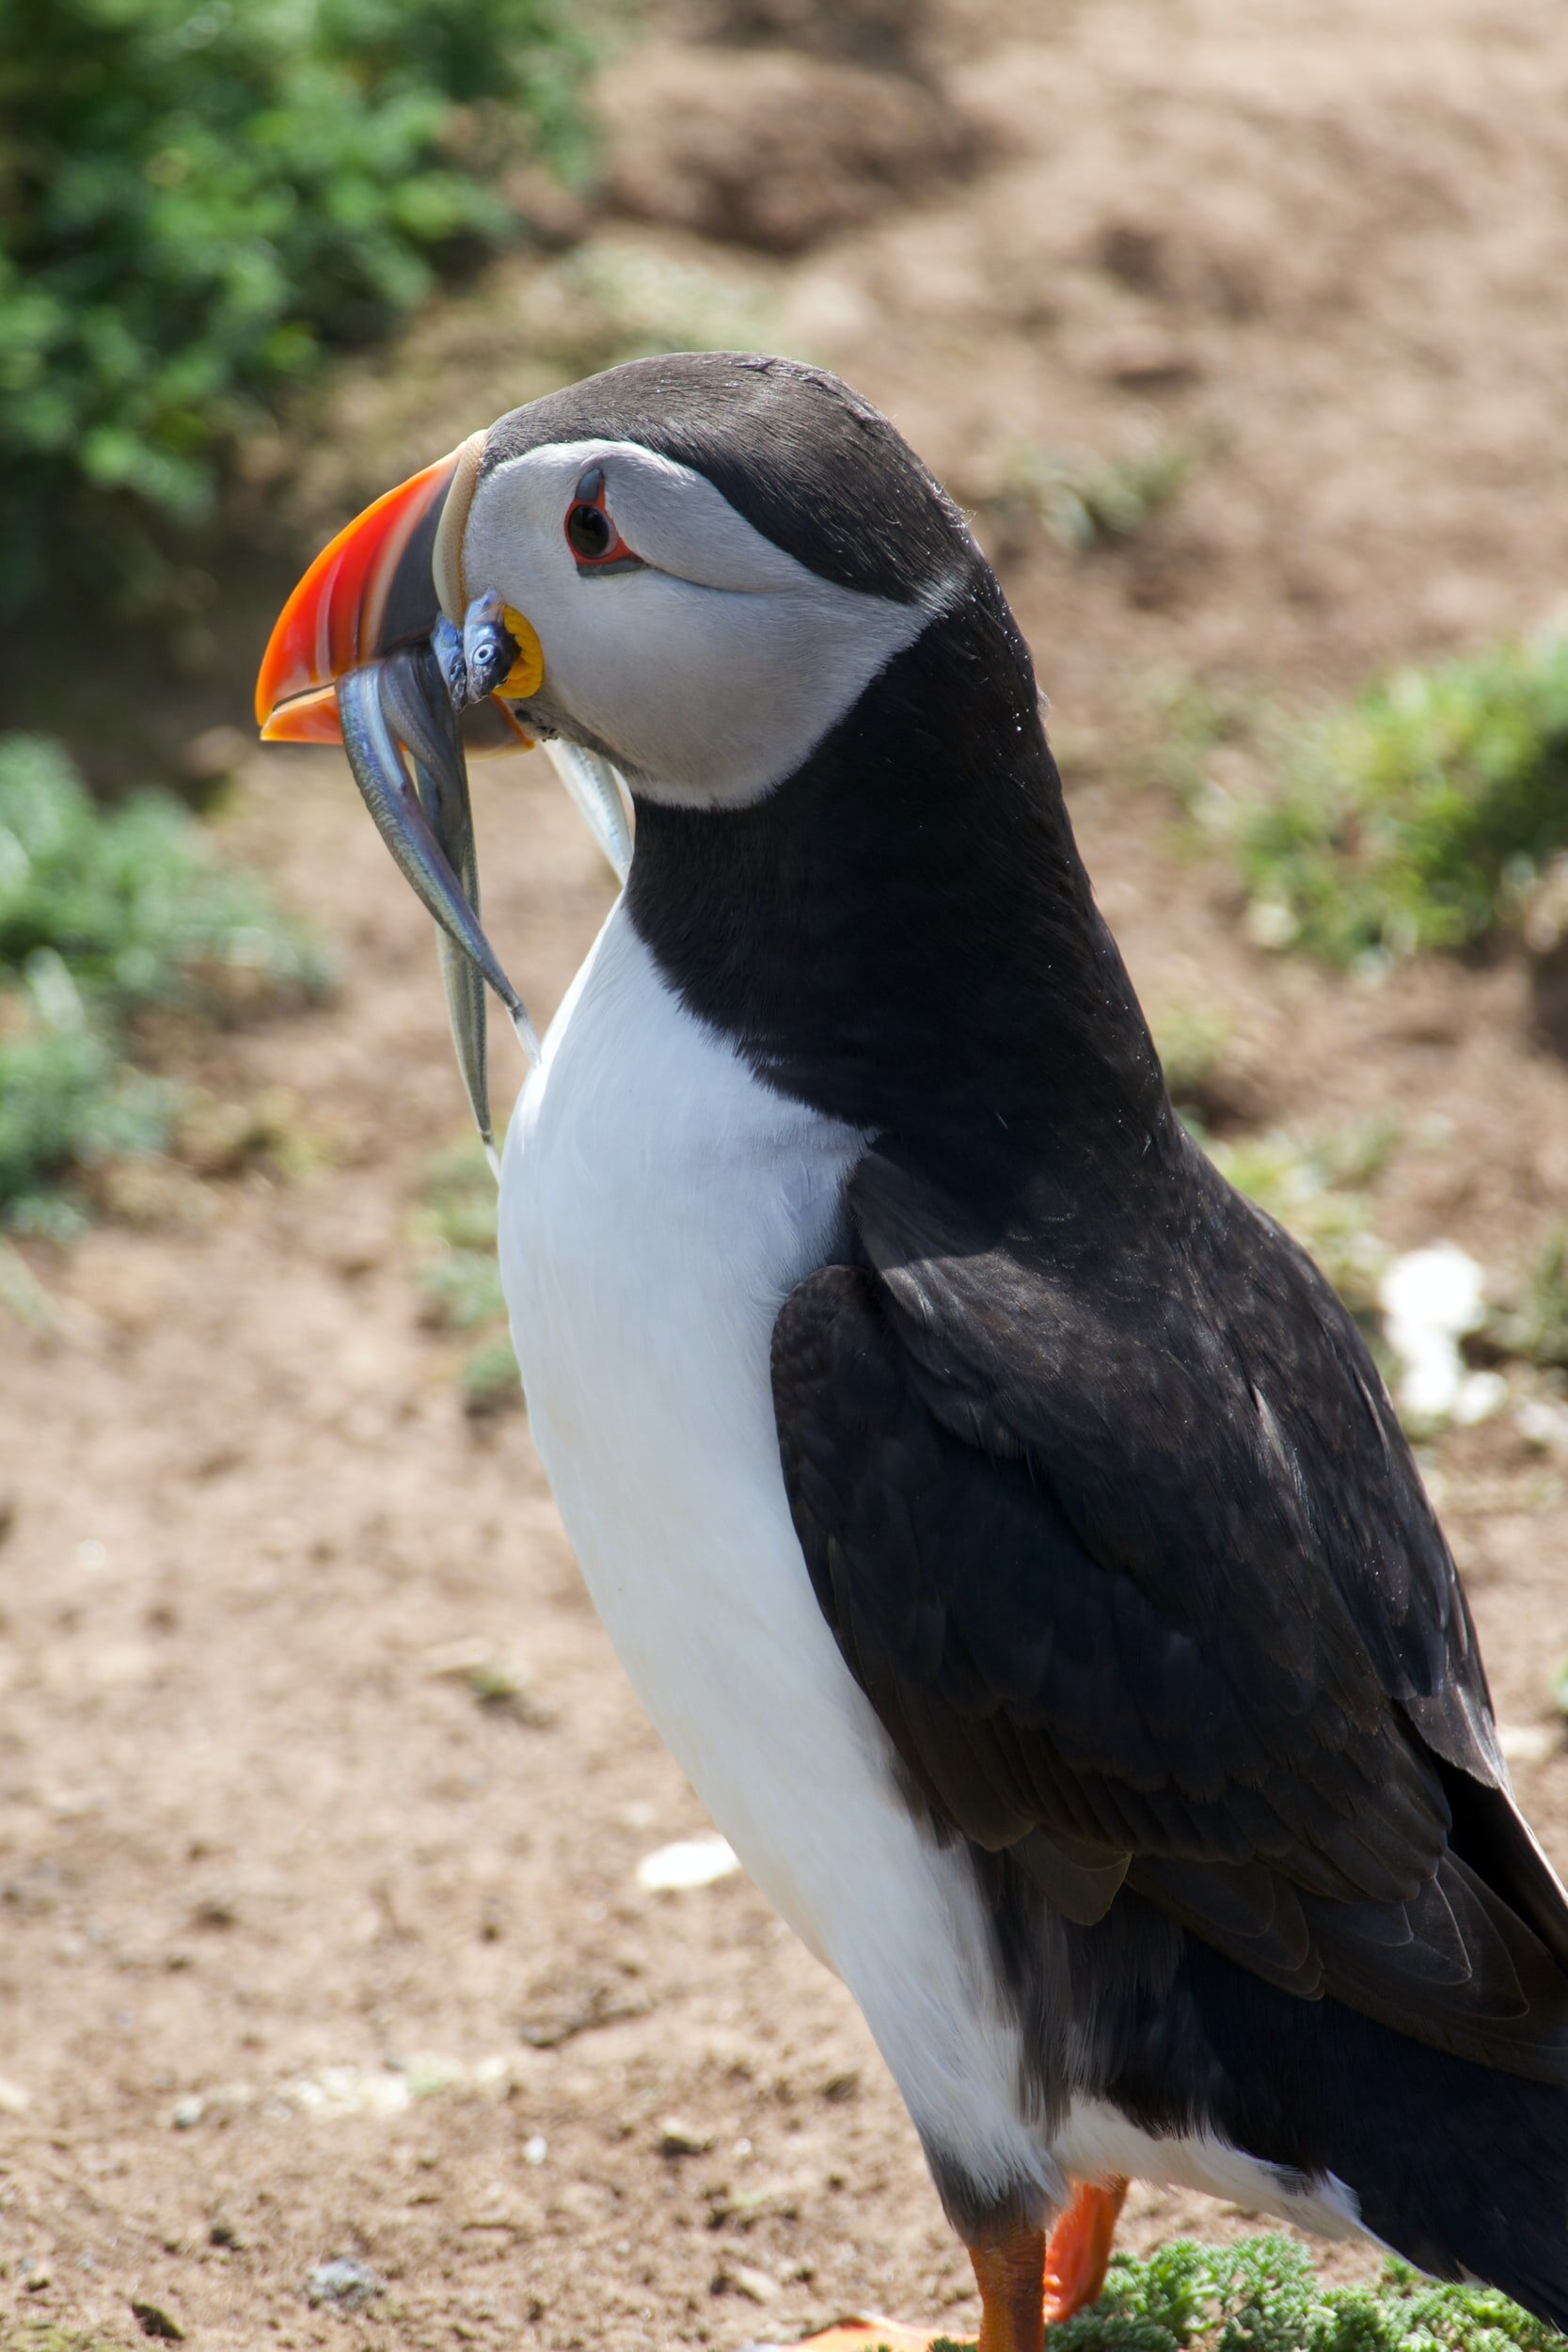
[356,636,532,1176]
[545,738,634,885]
[255,442,549,1175]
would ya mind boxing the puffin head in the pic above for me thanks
[254,353,1107,1162]
[256,352,979,809]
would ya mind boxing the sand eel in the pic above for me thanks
[257,354,1568,2352]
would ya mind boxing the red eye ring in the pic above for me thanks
[564,469,642,572]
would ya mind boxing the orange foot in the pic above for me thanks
[1041,2178,1130,2326]
[781,2177,1128,2352]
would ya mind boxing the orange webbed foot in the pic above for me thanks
[1040,2177,1129,2327]
[770,2174,1129,2352]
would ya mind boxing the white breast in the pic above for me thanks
[499,902,1054,2213]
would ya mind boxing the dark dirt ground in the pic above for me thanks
[6,0,1568,2344]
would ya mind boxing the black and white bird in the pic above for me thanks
[258,354,1568,2352]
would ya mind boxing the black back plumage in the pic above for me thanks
[595,354,1568,2316]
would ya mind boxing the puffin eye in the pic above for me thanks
[563,469,644,573]
[566,501,613,560]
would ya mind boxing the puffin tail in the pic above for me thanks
[1336,2051,1568,2332]
[1164,1935,1568,2332]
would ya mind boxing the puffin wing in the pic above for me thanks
[771,1140,1568,2081]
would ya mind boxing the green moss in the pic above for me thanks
[920,2237,1559,2352]
[1233,637,1568,967]
[0,735,331,1222]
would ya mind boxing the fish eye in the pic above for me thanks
[566,501,614,560]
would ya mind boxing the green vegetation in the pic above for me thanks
[1231,637,1568,967]
[0,734,331,1232]
[2,0,602,612]
[982,433,1197,558]
[925,2236,1556,2352]
[415,1135,518,1412]
[1131,669,1266,813]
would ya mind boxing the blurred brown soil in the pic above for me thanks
[6,0,1568,2344]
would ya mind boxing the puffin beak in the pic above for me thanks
[258,432,505,742]
[255,433,541,1176]
[257,436,458,742]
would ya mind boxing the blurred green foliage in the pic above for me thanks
[928,2235,1556,2352]
[1148,999,1233,1118]
[0,0,600,612]
[980,431,1197,557]
[1132,668,1264,810]
[416,1133,518,1412]
[1233,637,1568,966]
[0,734,331,1227]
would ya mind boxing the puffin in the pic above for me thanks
[256,353,1568,2352]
